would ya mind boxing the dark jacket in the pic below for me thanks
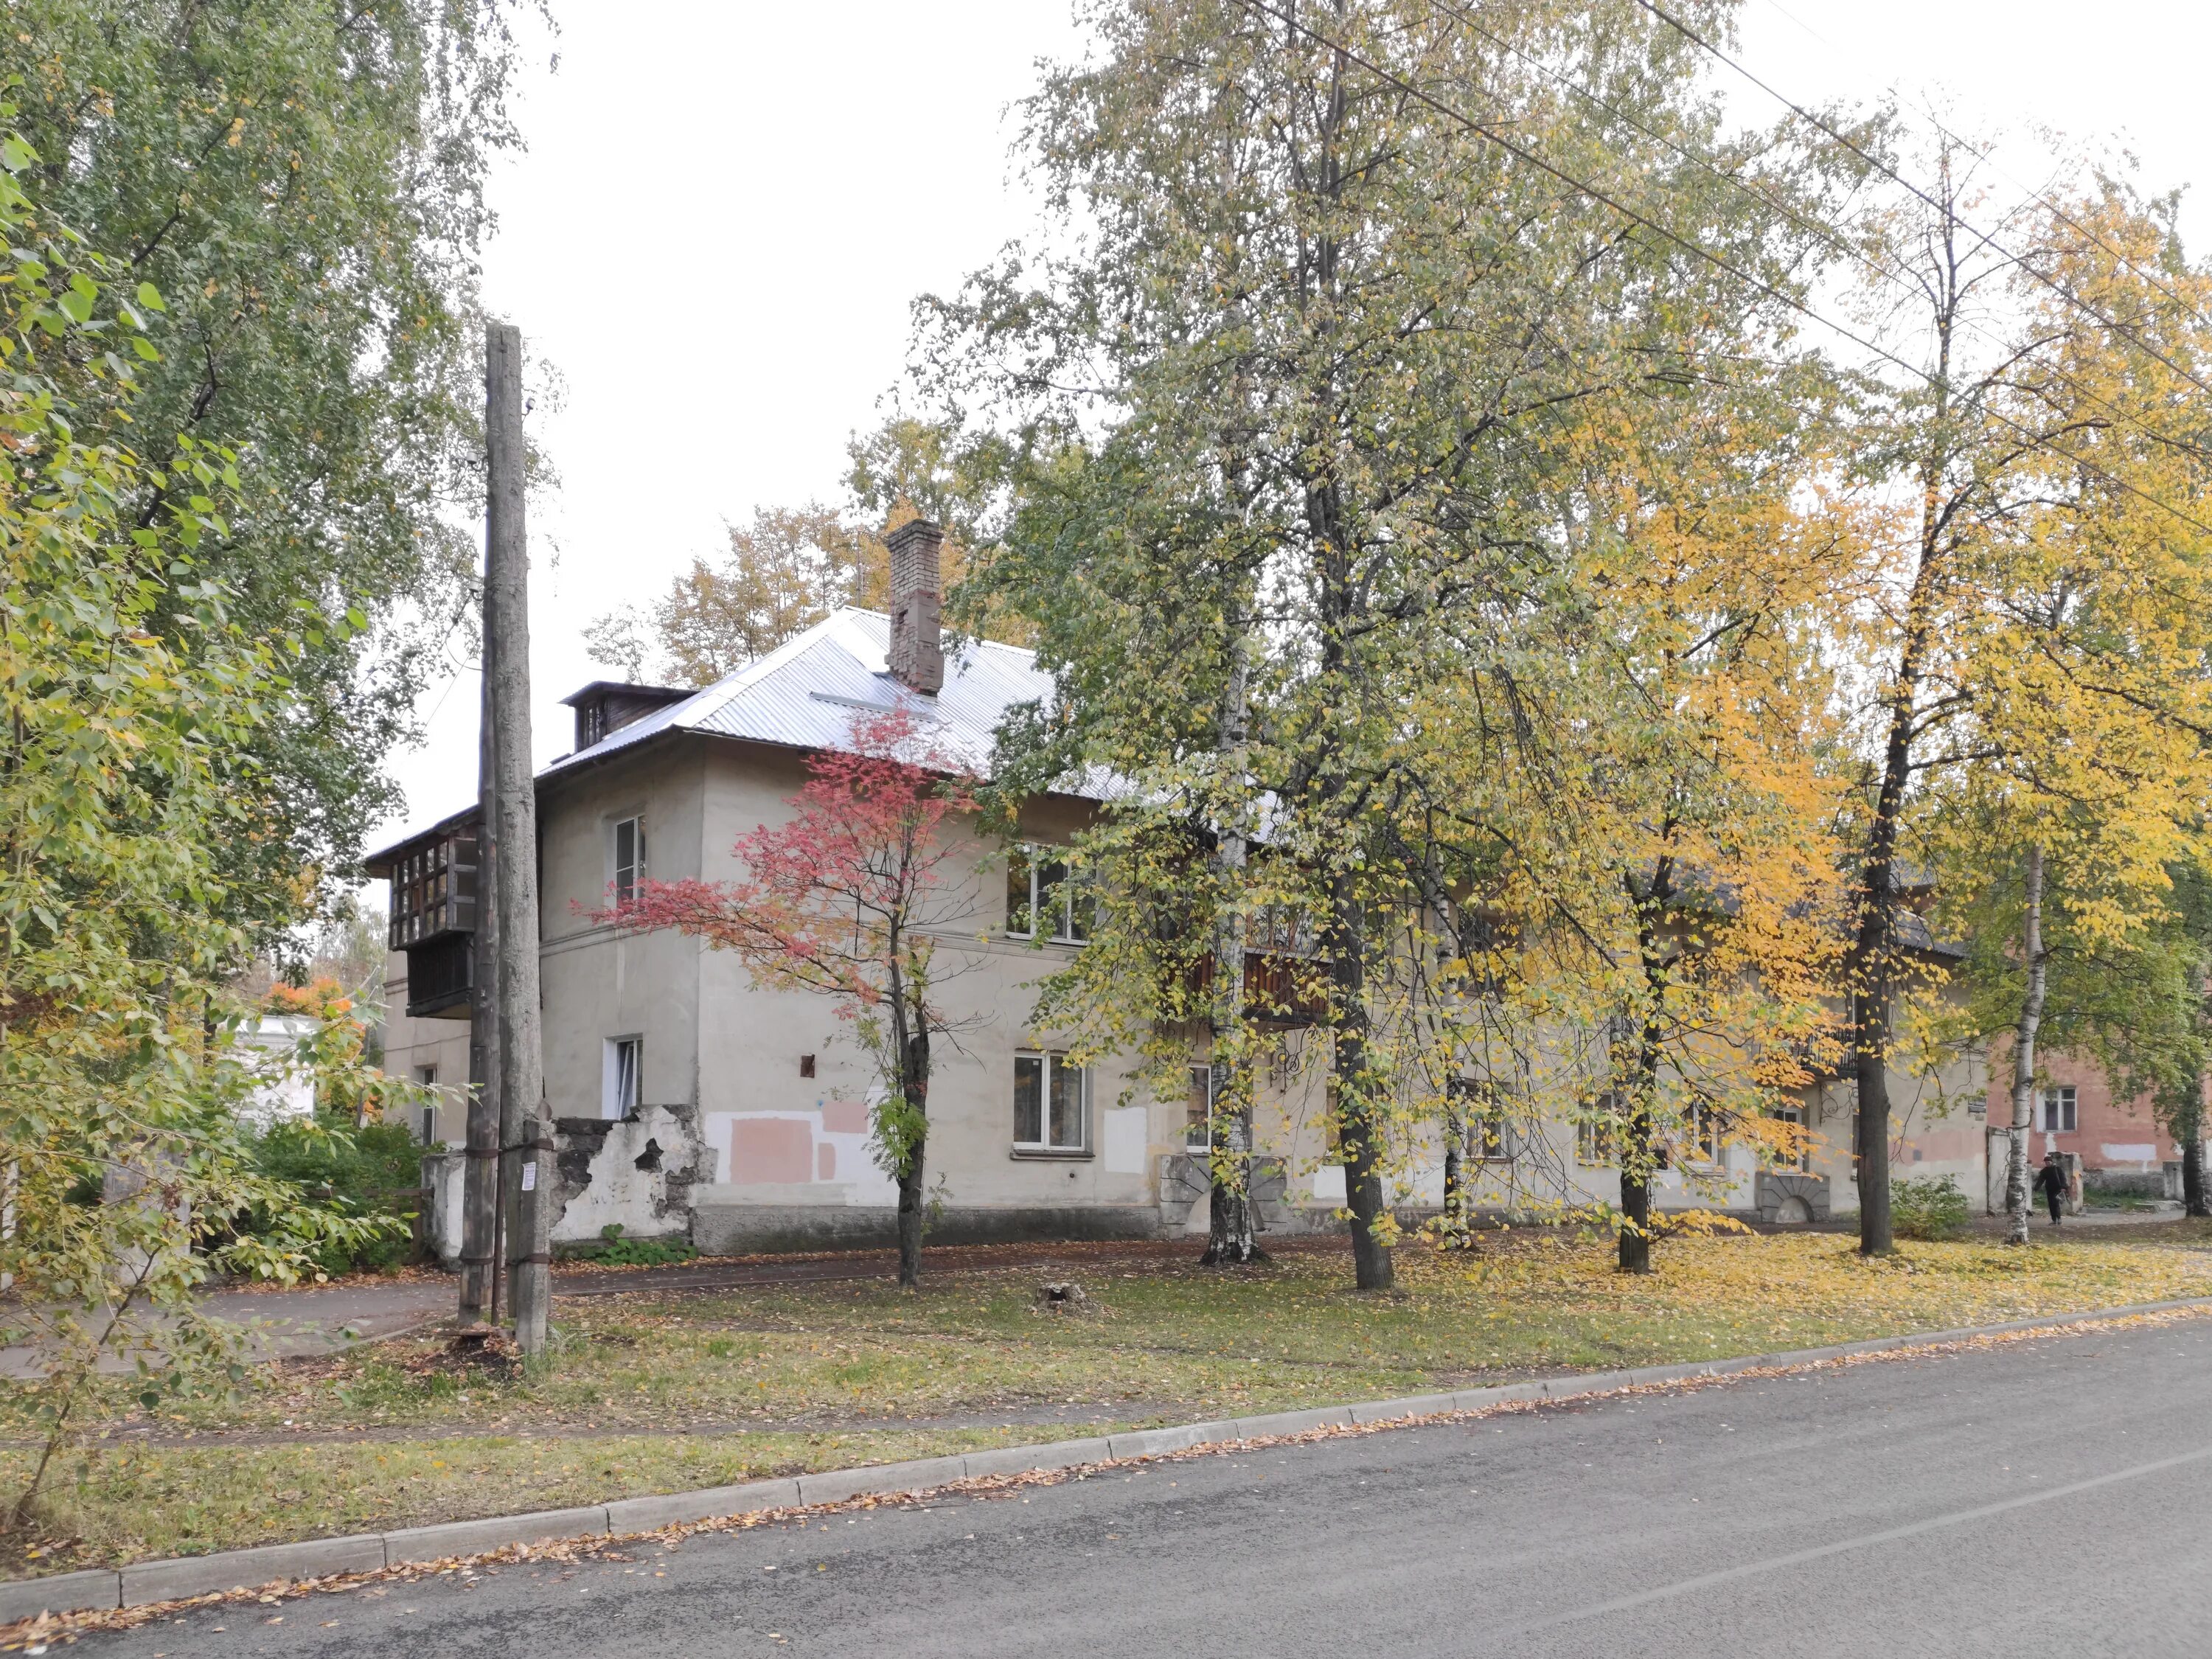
[2036,1163,2069,1200]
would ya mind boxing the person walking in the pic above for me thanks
[2036,1153,2068,1227]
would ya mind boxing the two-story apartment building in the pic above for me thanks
[369,518,1994,1257]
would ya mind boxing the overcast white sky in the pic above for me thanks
[365,0,2212,873]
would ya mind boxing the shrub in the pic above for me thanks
[597,1223,697,1267]
[1891,1175,1971,1242]
[246,1117,423,1275]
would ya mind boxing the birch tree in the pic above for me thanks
[944,0,1851,1285]
[1853,154,2212,1252]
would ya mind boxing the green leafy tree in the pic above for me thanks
[3,0,536,919]
[0,125,404,1534]
[934,0,1846,1289]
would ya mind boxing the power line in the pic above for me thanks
[1630,0,2212,403]
[1224,0,2212,544]
[1422,0,2212,472]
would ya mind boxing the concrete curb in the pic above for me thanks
[8,1291,2208,1626]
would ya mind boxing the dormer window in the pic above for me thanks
[560,681,691,754]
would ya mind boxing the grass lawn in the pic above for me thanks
[7,1223,2210,1575]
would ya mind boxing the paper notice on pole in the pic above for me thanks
[521,1163,536,1192]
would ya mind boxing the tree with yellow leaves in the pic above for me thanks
[1843,145,2212,1254]
[1918,176,2212,1245]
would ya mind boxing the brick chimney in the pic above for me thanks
[885,516,945,695]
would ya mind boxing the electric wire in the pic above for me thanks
[1631,0,2212,397]
[1225,0,2212,543]
[1421,0,2212,471]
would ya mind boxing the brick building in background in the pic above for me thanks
[1983,1051,2188,1194]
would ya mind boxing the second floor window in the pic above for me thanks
[613,815,646,903]
[2041,1086,2078,1133]
[1006,844,1091,943]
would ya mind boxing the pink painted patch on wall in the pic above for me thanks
[728,1117,813,1184]
[818,1142,838,1180]
[821,1099,869,1135]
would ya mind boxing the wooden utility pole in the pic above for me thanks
[485,321,552,1354]
[458,529,501,1325]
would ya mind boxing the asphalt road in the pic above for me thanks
[75,1316,2212,1658]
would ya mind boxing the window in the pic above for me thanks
[1249,905,1317,956]
[1452,1078,1514,1163]
[1015,1051,1088,1152]
[1771,1105,1812,1172]
[613,816,646,904]
[1005,845,1090,943]
[1187,1063,1214,1151]
[1577,1093,1619,1166]
[1683,1103,1724,1166]
[415,1065,438,1146]
[386,827,478,947]
[603,1037,642,1120]
[2041,1085,2078,1133]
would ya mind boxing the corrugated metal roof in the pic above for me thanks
[541,609,1090,792]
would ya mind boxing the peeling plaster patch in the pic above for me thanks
[549,1105,709,1245]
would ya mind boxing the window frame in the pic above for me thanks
[612,815,647,905]
[1004,844,1091,945]
[2040,1085,2078,1133]
[1451,1077,1515,1164]
[414,1065,439,1146]
[1186,1062,1214,1152]
[1770,1104,1812,1172]
[1012,1049,1091,1156]
[1682,1102,1725,1168]
[604,1035,643,1121]
[1576,1092,1620,1167]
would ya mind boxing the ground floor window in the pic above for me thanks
[1015,1051,1089,1152]
[1451,1077,1514,1163]
[604,1036,642,1120]
[415,1065,439,1145]
[1576,1092,1620,1166]
[2040,1086,2078,1133]
[1771,1105,1812,1172]
[1186,1063,1213,1151]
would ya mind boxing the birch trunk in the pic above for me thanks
[1201,622,1260,1265]
[2003,845,2047,1247]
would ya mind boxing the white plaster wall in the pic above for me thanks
[538,740,709,1124]
[549,1105,703,1245]
[677,746,1172,1215]
[374,970,472,1144]
[1806,995,1991,1214]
